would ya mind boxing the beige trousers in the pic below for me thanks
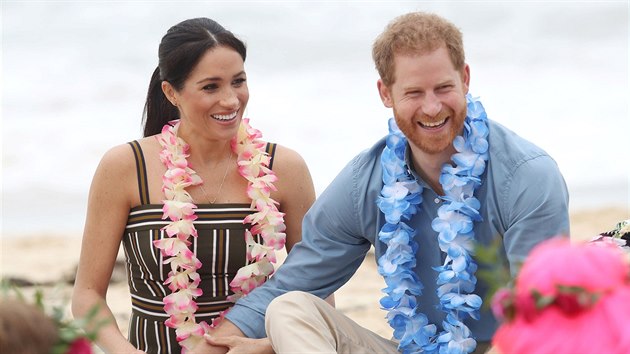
[265,291,399,354]
[265,291,491,354]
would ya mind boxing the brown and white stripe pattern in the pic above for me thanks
[122,141,277,353]
[122,204,256,354]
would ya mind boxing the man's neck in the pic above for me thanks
[409,144,456,196]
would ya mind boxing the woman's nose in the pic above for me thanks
[220,89,239,109]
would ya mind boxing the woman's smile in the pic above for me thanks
[211,110,239,122]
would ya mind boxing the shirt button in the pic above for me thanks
[434,198,440,204]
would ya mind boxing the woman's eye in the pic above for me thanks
[203,84,218,91]
[232,78,246,86]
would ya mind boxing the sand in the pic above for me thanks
[1,206,627,347]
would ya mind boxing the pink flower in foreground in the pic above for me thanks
[514,291,538,323]
[516,238,626,294]
[492,238,630,354]
[67,337,93,354]
[553,292,584,316]
[491,288,513,322]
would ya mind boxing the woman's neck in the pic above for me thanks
[177,122,233,167]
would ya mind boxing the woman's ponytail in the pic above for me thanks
[142,66,179,137]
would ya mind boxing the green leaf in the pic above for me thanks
[474,237,513,310]
[33,289,45,310]
[557,285,584,294]
[532,290,554,309]
[51,342,70,354]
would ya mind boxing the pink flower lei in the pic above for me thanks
[154,118,286,352]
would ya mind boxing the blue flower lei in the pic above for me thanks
[377,94,490,354]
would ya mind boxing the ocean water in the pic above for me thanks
[2,1,628,237]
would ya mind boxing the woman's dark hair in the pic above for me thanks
[142,18,247,137]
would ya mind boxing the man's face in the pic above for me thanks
[378,46,470,155]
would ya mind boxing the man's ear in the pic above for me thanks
[377,79,393,108]
[161,81,178,107]
[461,63,470,94]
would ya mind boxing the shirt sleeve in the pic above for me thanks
[225,155,374,338]
[501,154,570,275]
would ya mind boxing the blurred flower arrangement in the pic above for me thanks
[477,220,630,321]
[478,220,630,354]
[491,281,603,323]
[1,280,105,354]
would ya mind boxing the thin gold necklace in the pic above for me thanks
[198,152,233,204]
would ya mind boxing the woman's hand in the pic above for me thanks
[204,335,274,354]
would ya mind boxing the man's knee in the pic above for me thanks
[266,291,340,352]
[267,291,316,318]
[265,291,323,332]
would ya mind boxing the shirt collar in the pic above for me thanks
[403,142,429,188]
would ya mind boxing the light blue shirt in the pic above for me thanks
[225,119,570,341]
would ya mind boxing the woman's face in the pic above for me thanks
[165,46,249,141]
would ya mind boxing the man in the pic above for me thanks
[207,11,569,354]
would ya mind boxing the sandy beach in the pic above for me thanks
[1,206,627,349]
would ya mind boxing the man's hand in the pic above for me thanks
[188,319,249,354]
[205,335,274,354]
[189,339,228,354]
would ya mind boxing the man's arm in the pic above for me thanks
[501,154,570,274]
[224,155,375,337]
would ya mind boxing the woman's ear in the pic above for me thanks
[161,81,178,107]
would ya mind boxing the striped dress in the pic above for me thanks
[123,140,277,354]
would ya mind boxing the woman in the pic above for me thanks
[72,18,315,354]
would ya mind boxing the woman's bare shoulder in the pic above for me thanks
[98,137,158,168]
[94,139,156,188]
[98,142,137,172]
[267,143,314,196]
[269,143,309,171]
